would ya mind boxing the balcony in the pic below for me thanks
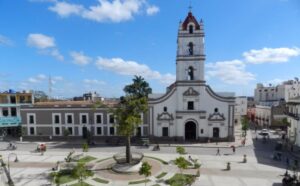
[0,116,21,127]
[285,112,300,121]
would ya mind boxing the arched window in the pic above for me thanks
[188,42,193,55]
[188,66,194,80]
[189,25,194,34]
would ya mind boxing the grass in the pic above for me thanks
[171,158,193,168]
[165,174,196,186]
[57,174,76,184]
[93,177,109,184]
[77,156,97,163]
[128,179,150,185]
[96,157,112,163]
[156,172,167,179]
[70,182,91,186]
[50,170,75,184]
[145,156,168,165]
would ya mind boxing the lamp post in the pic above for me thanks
[7,153,18,185]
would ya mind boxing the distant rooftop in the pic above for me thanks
[24,100,119,108]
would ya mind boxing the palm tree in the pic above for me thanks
[123,75,152,98]
[114,76,152,163]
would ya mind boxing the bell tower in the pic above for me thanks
[176,11,205,82]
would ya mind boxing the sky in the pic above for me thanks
[0,0,300,99]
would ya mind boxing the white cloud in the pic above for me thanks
[70,51,91,65]
[0,35,13,46]
[28,74,47,83]
[264,78,285,86]
[33,0,159,23]
[49,1,84,17]
[95,57,175,85]
[27,33,55,49]
[146,5,159,15]
[82,0,143,22]
[243,47,300,64]
[206,60,255,85]
[51,76,64,84]
[50,49,64,61]
[27,33,64,61]
[53,76,63,81]
[83,79,106,85]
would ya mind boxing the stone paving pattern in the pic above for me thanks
[0,126,292,186]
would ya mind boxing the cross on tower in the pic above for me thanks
[188,0,192,12]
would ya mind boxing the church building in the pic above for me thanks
[148,11,235,142]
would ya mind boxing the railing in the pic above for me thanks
[285,112,300,120]
[0,116,21,126]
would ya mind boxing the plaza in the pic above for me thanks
[1,0,300,186]
[0,126,298,186]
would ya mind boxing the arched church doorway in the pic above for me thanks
[185,121,197,140]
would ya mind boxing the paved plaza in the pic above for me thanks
[0,128,296,186]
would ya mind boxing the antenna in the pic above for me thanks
[49,75,52,100]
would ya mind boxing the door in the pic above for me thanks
[82,126,88,139]
[213,127,219,138]
[185,121,197,140]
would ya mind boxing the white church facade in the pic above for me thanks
[148,11,235,142]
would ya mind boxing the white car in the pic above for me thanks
[261,129,269,136]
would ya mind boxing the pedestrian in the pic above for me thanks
[216,148,221,156]
[286,157,290,169]
[232,146,236,154]
[291,145,294,152]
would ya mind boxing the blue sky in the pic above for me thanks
[0,0,300,99]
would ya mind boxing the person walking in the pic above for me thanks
[232,146,236,154]
[286,157,290,169]
[216,148,221,156]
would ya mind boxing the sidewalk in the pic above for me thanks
[162,124,253,148]
[11,124,252,149]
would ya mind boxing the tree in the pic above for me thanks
[241,116,249,137]
[175,157,188,174]
[33,90,48,102]
[82,143,89,152]
[174,156,189,185]
[176,146,186,155]
[72,162,92,186]
[63,128,70,141]
[139,161,152,186]
[282,118,290,127]
[113,76,152,163]
[123,75,152,98]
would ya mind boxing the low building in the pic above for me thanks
[0,90,34,136]
[286,97,300,147]
[254,79,300,104]
[234,97,247,125]
[20,100,149,140]
[255,102,287,129]
[255,105,271,127]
